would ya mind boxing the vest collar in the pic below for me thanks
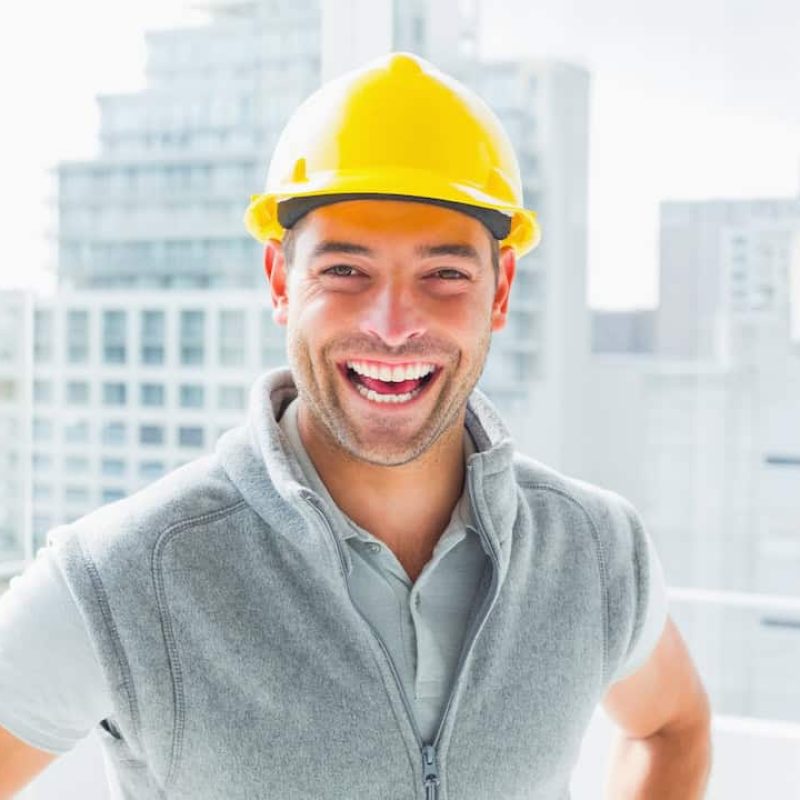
[217,367,520,574]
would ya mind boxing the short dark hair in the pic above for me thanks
[280,221,500,283]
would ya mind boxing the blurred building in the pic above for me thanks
[0,292,32,574]
[591,309,656,354]
[28,291,283,551]
[578,196,800,722]
[654,198,800,591]
[56,1,321,290]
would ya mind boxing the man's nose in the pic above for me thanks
[357,281,427,347]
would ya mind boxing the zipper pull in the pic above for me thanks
[422,744,440,799]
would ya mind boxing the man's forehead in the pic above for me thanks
[292,199,493,256]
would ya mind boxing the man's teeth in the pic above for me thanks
[353,382,424,404]
[346,361,436,382]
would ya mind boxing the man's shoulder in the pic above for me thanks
[511,449,641,539]
[47,453,247,561]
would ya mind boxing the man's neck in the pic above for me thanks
[296,401,466,575]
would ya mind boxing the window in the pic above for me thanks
[66,381,90,405]
[180,310,205,365]
[34,380,53,405]
[178,426,204,448]
[141,310,165,365]
[103,382,127,406]
[260,309,285,366]
[101,421,126,446]
[103,310,127,364]
[64,420,90,444]
[140,383,165,406]
[140,425,164,445]
[219,309,245,366]
[33,515,52,538]
[179,384,204,408]
[139,460,165,480]
[101,488,126,504]
[33,418,53,441]
[32,453,53,471]
[218,385,245,410]
[64,456,89,473]
[66,310,90,363]
[64,485,90,504]
[34,310,54,363]
[101,458,126,477]
[33,483,52,501]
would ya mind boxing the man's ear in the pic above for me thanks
[490,246,516,332]
[264,238,289,326]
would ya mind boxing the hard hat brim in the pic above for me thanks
[245,169,541,258]
[276,193,514,240]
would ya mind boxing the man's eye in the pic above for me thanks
[322,265,359,277]
[432,269,468,280]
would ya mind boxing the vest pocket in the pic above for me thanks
[94,717,143,767]
[100,717,123,740]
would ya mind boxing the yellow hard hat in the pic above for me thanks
[244,51,541,257]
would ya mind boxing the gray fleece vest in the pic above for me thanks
[49,367,649,799]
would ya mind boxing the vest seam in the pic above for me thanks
[516,481,612,685]
[74,534,142,750]
[619,502,650,669]
[150,498,250,791]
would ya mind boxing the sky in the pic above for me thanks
[1,0,798,308]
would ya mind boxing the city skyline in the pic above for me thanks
[2,0,799,308]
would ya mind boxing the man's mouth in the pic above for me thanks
[338,360,441,405]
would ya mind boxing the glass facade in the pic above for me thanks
[180,310,205,365]
[179,384,204,408]
[66,310,90,363]
[103,382,127,406]
[141,310,165,365]
[141,383,165,406]
[103,310,127,364]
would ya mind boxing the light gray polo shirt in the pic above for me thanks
[0,400,668,753]
[278,398,668,742]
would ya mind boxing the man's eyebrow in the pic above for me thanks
[415,243,482,264]
[308,240,483,264]
[309,241,375,259]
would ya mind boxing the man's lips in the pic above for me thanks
[336,362,442,405]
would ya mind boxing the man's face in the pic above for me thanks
[265,199,515,467]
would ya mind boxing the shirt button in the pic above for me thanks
[367,542,381,554]
[414,595,421,608]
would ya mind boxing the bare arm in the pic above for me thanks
[0,724,59,799]
[601,615,712,799]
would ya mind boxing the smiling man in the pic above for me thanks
[0,52,710,799]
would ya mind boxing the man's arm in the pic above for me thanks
[0,724,59,799]
[601,615,712,799]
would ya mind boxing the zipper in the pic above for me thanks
[302,461,501,800]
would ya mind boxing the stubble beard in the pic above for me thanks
[286,325,492,467]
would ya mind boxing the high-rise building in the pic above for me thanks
[56,0,322,290]
[0,291,32,574]
[576,196,800,722]
[654,197,800,593]
[657,198,800,362]
[28,290,282,551]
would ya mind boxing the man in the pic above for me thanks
[0,52,710,798]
